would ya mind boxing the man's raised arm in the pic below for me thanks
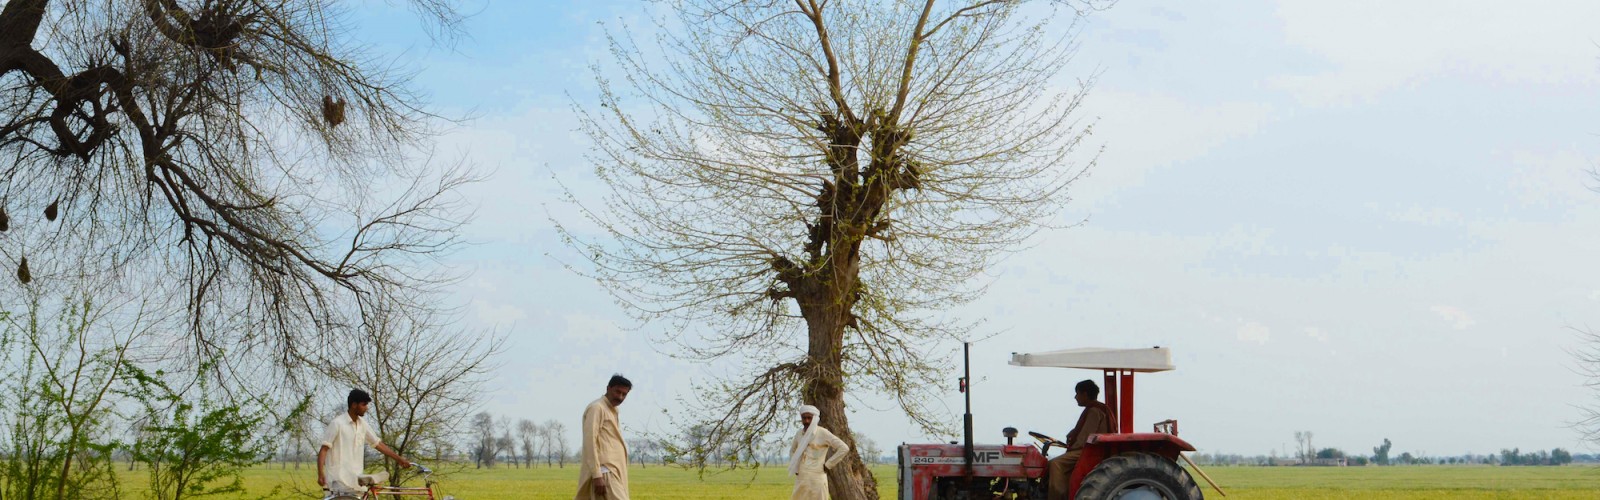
[376,443,413,469]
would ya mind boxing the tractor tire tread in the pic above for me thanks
[1074,451,1203,500]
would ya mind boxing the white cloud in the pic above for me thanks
[1429,305,1477,330]
[1237,321,1271,344]
[1304,327,1328,343]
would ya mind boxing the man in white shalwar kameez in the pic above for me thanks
[788,405,850,500]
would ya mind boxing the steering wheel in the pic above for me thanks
[1028,431,1065,455]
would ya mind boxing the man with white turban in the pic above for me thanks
[788,405,850,500]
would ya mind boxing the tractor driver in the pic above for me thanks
[1047,379,1115,500]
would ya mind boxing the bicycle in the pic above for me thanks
[324,464,455,500]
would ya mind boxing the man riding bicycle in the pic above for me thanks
[318,389,414,495]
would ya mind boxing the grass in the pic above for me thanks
[1198,465,1600,499]
[115,462,890,499]
[111,462,1600,499]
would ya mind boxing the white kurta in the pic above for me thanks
[790,426,849,500]
[320,414,382,493]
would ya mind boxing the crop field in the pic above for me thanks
[114,463,1600,499]
[1189,465,1600,499]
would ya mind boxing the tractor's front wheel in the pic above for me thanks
[1075,452,1202,500]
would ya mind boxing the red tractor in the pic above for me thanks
[896,345,1216,500]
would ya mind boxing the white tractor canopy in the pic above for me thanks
[1009,347,1175,373]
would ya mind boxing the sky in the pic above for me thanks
[342,0,1600,458]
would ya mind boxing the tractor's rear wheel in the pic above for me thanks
[1075,452,1203,500]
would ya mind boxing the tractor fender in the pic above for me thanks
[1088,432,1195,460]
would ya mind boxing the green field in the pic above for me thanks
[115,463,1600,499]
[1191,465,1600,499]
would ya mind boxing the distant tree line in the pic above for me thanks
[1497,448,1574,466]
[1191,435,1585,467]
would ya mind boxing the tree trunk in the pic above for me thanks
[801,291,879,500]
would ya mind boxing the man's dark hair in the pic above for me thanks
[607,374,633,389]
[1074,379,1099,399]
[348,389,372,406]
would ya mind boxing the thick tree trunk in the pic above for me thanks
[801,288,879,500]
[825,417,880,500]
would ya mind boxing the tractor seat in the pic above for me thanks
[357,472,390,487]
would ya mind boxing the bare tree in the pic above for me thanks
[470,412,496,469]
[852,432,882,465]
[1577,329,1600,448]
[544,420,568,468]
[538,421,554,467]
[325,305,502,484]
[627,438,660,468]
[1294,431,1314,462]
[285,408,320,470]
[0,0,474,393]
[495,417,515,468]
[1293,432,1303,461]
[517,420,540,469]
[564,1,1103,497]
[759,434,792,467]
[127,414,155,472]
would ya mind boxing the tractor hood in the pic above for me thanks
[1009,347,1175,372]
